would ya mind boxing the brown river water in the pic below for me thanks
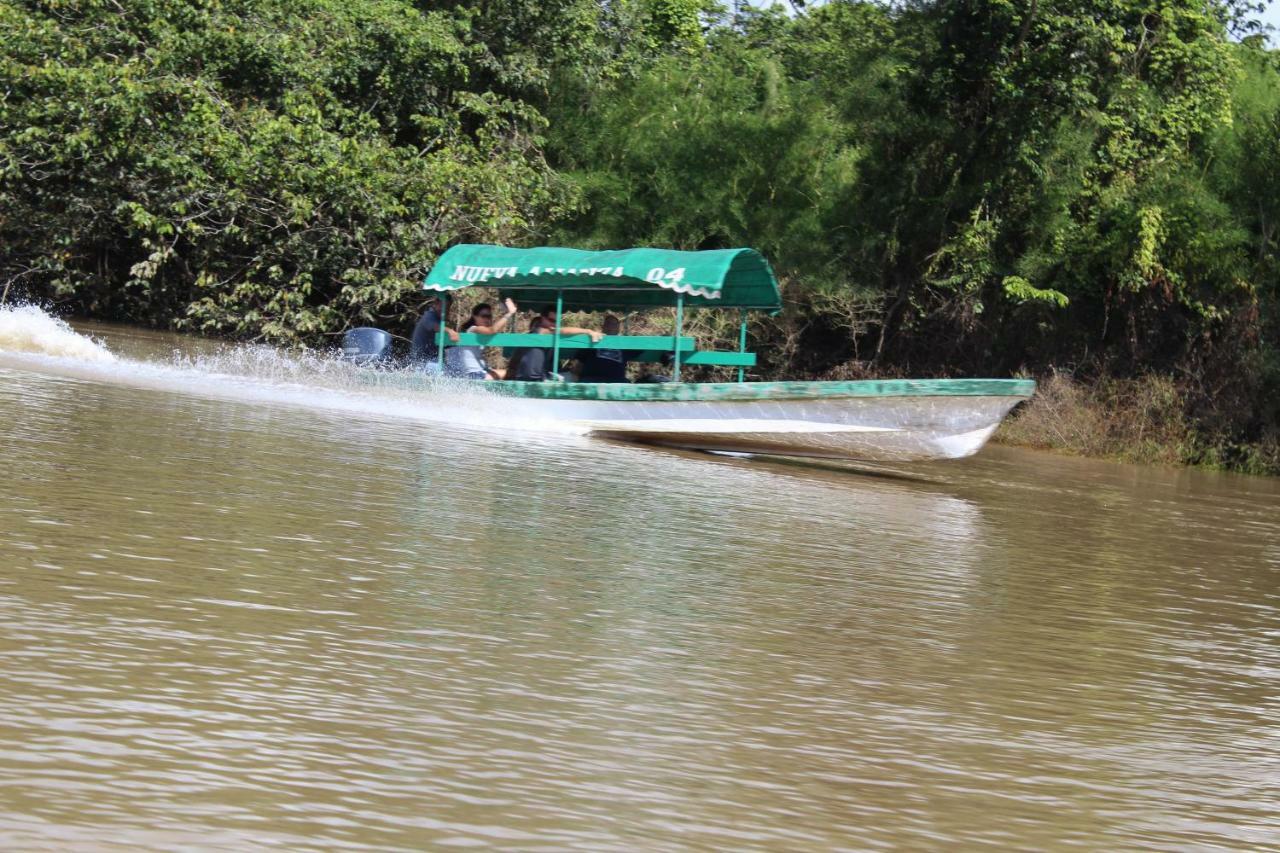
[0,307,1278,850]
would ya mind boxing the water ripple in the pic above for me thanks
[1,329,1279,850]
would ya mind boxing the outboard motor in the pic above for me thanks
[340,327,395,367]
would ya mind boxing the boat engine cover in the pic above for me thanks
[340,327,394,366]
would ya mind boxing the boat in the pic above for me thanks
[343,244,1035,462]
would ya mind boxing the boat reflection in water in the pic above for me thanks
[397,423,991,614]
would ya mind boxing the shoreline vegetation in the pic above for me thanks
[1,0,1277,474]
[995,371,1280,474]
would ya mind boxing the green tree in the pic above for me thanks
[0,0,570,343]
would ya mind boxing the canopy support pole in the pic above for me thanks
[551,290,564,379]
[673,294,684,382]
[737,309,748,383]
[436,293,448,372]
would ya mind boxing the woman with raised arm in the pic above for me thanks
[447,298,518,380]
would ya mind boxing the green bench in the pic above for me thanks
[447,333,756,368]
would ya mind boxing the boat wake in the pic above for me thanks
[0,304,580,437]
[0,304,117,363]
[0,305,1028,464]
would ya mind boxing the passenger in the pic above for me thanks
[448,298,517,380]
[502,316,541,382]
[577,314,631,383]
[508,309,603,382]
[409,295,459,370]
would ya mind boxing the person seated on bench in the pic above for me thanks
[577,314,632,383]
[409,295,459,372]
[507,310,602,381]
[447,298,517,380]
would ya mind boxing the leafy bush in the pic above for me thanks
[0,0,571,344]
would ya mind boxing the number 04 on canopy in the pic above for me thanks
[342,244,1035,462]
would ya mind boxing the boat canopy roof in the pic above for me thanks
[423,244,782,311]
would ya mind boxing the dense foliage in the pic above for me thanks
[0,0,576,338]
[1,0,1277,468]
[546,1,1280,469]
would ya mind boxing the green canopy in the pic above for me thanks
[423,244,781,311]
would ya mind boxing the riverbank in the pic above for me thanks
[994,370,1280,476]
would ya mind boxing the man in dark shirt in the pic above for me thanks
[513,341,550,381]
[509,310,603,381]
[577,314,631,383]
[409,296,458,365]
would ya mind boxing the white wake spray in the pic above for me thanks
[0,304,115,362]
[0,304,580,438]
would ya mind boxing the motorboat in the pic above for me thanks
[343,244,1034,462]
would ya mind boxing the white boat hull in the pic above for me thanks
[496,393,1023,461]
[358,373,1033,462]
